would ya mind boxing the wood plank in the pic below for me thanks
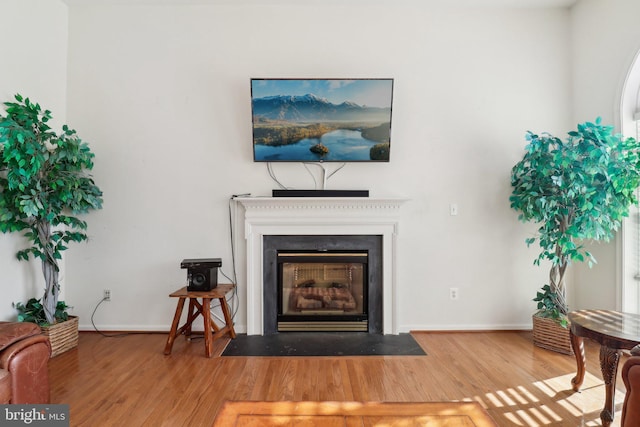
[47,331,630,426]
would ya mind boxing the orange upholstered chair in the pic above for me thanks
[0,322,51,403]
[622,345,640,427]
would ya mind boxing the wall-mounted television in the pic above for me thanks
[251,78,394,162]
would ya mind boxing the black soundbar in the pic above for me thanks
[272,189,369,198]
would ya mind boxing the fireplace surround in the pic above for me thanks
[264,235,382,334]
[234,196,406,335]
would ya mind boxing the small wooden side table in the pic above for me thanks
[164,284,236,358]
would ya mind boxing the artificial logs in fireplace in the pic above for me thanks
[277,251,368,331]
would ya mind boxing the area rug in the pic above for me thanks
[213,401,497,426]
[221,332,426,356]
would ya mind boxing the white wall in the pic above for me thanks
[570,0,640,312]
[59,0,572,332]
[0,0,68,321]
[6,0,639,332]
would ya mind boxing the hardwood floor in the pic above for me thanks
[49,331,630,426]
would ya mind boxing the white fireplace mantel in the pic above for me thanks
[235,197,407,335]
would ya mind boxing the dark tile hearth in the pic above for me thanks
[221,332,426,357]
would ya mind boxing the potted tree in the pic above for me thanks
[510,118,640,354]
[0,94,103,356]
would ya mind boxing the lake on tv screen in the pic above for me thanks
[254,129,386,161]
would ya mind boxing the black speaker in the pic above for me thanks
[180,258,221,291]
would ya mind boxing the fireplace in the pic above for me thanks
[263,235,382,334]
[234,196,406,335]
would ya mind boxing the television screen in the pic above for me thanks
[251,78,394,162]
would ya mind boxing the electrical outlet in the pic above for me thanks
[450,287,459,300]
[104,289,111,301]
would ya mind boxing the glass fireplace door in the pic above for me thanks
[277,252,368,331]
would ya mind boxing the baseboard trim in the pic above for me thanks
[399,323,533,333]
[80,323,532,334]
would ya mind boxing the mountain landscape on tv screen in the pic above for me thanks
[252,93,391,123]
[252,93,392,162]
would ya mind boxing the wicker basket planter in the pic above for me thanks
[41,316,79,357]
[532,314,573,355]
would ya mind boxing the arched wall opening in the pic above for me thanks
[620,48,640,314]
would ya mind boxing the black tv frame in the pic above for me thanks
[251,78,394,163]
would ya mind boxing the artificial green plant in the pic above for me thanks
[13,298,71,326]
[0,94,103,324]
[510,118,640,325]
